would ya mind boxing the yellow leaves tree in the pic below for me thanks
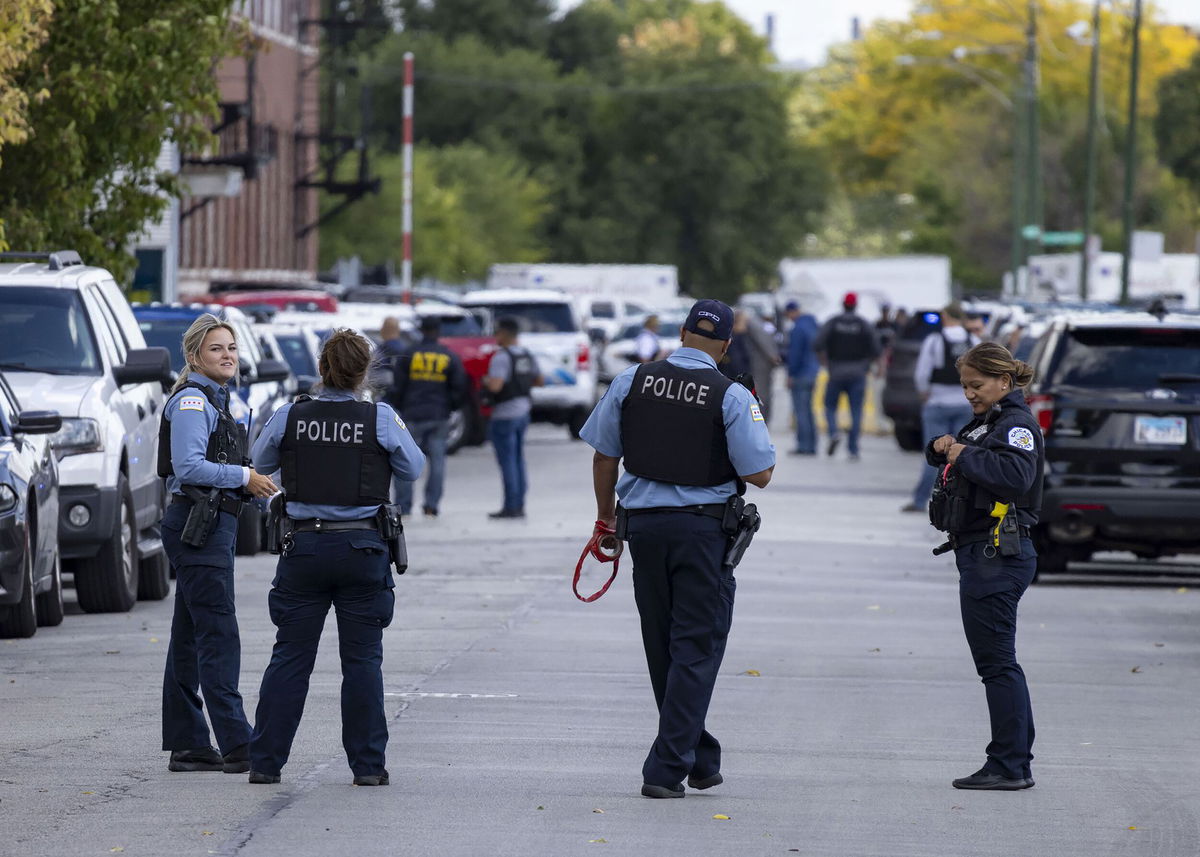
[0,0,53,247]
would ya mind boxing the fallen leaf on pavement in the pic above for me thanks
[868,648,881,653]
[202,831,213,836]
[104,651,120,655]
[110,849,124,853]
[742,669,761,677]
[1131,666,1142,673]
[1176,587,1188,594]
[1154,643,1164,647]
[1128,826,1138,831]
[536,806,544,810]
[592,809,604,814]
[867,605,881,611]
[149,637,159,643]
[82,791,94,795]
[713,814,730,820]
[589,838,607,843]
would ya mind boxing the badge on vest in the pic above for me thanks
[750,403,764,422]
[178,395,205,412]
[966,424,989,441]
[1008,426,1035,450]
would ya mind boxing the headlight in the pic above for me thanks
[0,484,16,514]
[50,417,103,457]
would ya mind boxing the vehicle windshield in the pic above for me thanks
[434,315,483,337]
[1055,328,1200,388]
[473,302,576,333]
[0,287,102,375]
[137,317,194,371]
[274,333,318,377]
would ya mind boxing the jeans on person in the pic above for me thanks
[790,377,816,454]
[824,375,867,455]
[911,400,975,506]
[394,419,449,513]
[488,414,530,512]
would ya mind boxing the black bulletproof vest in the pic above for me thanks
[493,346,538,404]
[825,314,874,362]
[280,398,391,507]
[157,381,246,479]
[396,341,456,422]
[620,360,737,487]
[930,332,972,385]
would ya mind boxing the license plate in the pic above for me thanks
[1134,415,1187,445]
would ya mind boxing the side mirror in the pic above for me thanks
[239,356,256,385]
[14,410,62,435]
[254,358,291,384]
[114,347,173,386]
[295,375,316,395]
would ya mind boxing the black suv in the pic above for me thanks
[1024,311,1200,574]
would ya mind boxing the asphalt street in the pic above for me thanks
[2,410,1199,857]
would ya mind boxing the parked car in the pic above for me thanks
[0,250,174,612]
[0,373,62,638]
[1024,309,1200,575]
[266,322,323,395]
[205,289,338,317]
[459,289,598,438]
[596,312,687,383]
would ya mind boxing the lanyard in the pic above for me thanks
[572,520,623,603]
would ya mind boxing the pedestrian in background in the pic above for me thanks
[580,299,775,799]
[927,342,1042,791]
[634,314,662,363]
[720,311,753,381]
[784,300,819,456]
[483,317,543,519]
[388,316,467,517]
[742,310,782,421]
[159,314,277,774]
[902,303,979,512]
[378,316,406,363]
[248,329,425,786]
[814,292,881,460]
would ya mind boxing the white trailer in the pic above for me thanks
[777,256,953,321]
[487,264,679,307]
[1019,251,1199,310]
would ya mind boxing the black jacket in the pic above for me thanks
[387,337,467,423]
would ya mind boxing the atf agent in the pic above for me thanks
[483,317,542,519]
[248,329,424,786]
[580,299,775,799]
[927,342,1043,791]
[159,314,278,774]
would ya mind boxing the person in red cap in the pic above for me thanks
[814,292,881,459]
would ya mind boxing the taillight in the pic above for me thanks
[577,342,590,371]
[1027,393,1054,435]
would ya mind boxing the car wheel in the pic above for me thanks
[1034,545,1070,578]
[75,474,138,614]
[894,424,925,451]
[235,502,263,556]
[137,548,171,601]
[35,549,64,627]
[446,407,467,454]
[0,525,37,638]
[567,406,590,440]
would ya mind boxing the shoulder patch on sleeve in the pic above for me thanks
[750,403,764,422]
[394,412,407,431]
[1007,426,1035,450]
[178,395,206,412]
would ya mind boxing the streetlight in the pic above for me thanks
[1074,3,1103,301]
[1119,0,1143,305]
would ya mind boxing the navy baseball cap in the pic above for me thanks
[683,299,734,341]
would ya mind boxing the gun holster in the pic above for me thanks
[723,500,761,570]
[265,493,288,555]
[376,503,408,574]
[180,486,220,548]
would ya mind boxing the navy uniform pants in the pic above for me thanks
[954,537,1037,780]
[161,503,252,754]
[626,511,734,787]
[250,530,395,778]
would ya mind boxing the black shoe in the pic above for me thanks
[900,502,923,513]
[641,782,685,799]
[222,743,250,774]
[687,772,723,790]
[168,747,224,772]
[423,506,438,517]
[952,768,1033,790]
[788,449,815,456]
[488,509,525,519]
[353,770,390,787]
[826,435,841,456]
[248,771,281,784]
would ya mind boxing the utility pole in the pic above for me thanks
[1010,88,1025,295]
[1119,0,1142,305]
[401,52,414,297]
[1022,0,1042,272]
[1079,0,1102,301]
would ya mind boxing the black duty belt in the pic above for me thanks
[290,518,378,534]
[172,492,243,516]
[948,526,1031,549]
[623,503,726,521]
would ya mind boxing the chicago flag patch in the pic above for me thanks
[1008,426,1035,450]
[178,395,205,412]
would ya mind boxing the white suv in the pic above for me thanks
[459,289,598,438]
[0,251,173,613]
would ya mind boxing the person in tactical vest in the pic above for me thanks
[159,313,278,774]
[387,316,467,517]
[814,292,881,459]
[926,342,1043,791]
[902,303,979,512]
[483,317,543,519]
[247,329,425,786]
[580,299,776,799]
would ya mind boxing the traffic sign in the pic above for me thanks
[1041,231,1085,246]
[1021,224,1042,240]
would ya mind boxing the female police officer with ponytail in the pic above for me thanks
[927,342,1043,791]
[247,329,424,786]
[160,313,278,774]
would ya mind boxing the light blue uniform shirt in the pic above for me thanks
[165,373,250,496]
[580,347,776,509]
[252,390,426,521]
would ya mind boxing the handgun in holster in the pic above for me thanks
[723,495,761,570]
[180,486,221,548]
[989,502,1022,557]
[375,503,408,574]
[265,493,290,555]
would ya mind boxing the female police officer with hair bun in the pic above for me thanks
[927,341,1043,791]
[160,313,278,774]
[247,329,424,786]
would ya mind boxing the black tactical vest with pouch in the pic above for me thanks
[280,398,392,507]
[157,381,246,480]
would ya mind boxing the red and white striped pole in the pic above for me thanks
[401,51,414,298]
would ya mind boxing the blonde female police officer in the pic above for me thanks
[927,342,1043,791]
[247,329,424,786]
[160,314,277,774]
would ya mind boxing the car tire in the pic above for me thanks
[35,549,64,627]
[567,406,590,440]
[137,548,171,601]
[0,525,37,638]
[894,424,925,452]
[75,475,139,614]
[1034,545,1070,577]
[235,502,263,556]
[446,407,467,455]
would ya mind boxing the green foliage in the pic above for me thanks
[1155,50,1200,193]
[395,0,556,52]
[0,0,239,280]
[0,0,53,246]
[320,144,550,283]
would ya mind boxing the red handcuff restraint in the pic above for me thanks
[572,520,623,602]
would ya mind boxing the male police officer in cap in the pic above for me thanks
[580,299,775,799]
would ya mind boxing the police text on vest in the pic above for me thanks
[640,373,710,406]
[295,419,365,444]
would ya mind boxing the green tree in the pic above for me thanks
[0,1,240,280]
[1155,50,1200,193]
[0,0,52,246]
[395,0,555,52]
